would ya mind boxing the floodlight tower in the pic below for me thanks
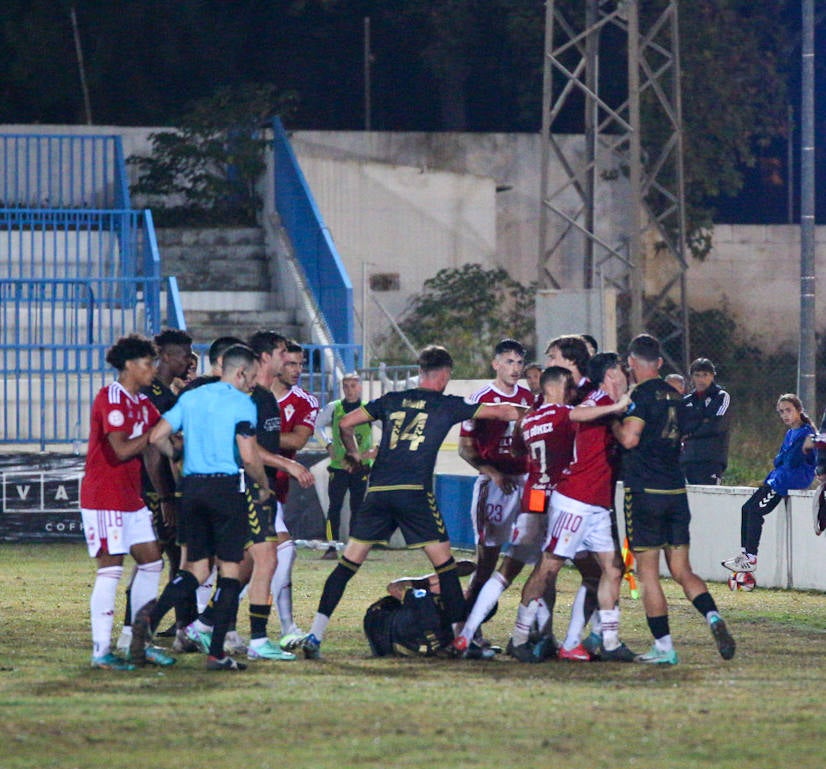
[538,0,689,368]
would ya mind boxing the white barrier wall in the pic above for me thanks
[614,484,826,590]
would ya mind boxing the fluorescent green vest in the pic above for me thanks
[329,400,373,470]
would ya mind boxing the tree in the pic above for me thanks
[128,84,295,226]
[378,264,536,378]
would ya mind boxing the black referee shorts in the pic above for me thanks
[179,474,248,563]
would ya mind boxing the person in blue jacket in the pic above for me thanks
[722,393,816,574]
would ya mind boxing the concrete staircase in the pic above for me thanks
[156,227,304,342]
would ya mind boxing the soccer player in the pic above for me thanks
[507,354,634,663]
[453,364,575,658]
[242,330,315,660]
[315,372,376,559]
[81,334,175,670]
[118,328,193,652]
[679,358,731,485]
[458,338,532,641]
[271,340,319,646]
[132,344,272,671]
[298,345,525,658]
[615,334,735,664]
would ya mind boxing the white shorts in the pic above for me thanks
[470,474,526,548]
[507,512,548,564]
[81,506,156,558]
[273,500,289,535]
[542,491,614,560]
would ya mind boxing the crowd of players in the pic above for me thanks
[80,327,737,671]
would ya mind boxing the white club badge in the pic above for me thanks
[108,410,125,428]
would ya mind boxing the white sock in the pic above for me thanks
[196,565,217,614]
[512,600,540,647]
[563,585,588,650]
[90,565,123,658]
[599,608,620,651]
[130,559,163,624]
[309,612,330,642]
[654,634,673,652]
[460,572,508,643]
[271,540,297,634]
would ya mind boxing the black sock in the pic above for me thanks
[647,614,670,641]
[435,557,466,624]
[209,577,242,658]
[249,603,271,640]
[318,557,360,618]
[150,570,199,633]
[123,585,132,627]
[692,592,718,618]
[175,591,199,629]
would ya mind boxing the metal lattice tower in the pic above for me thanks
[538,0,688,368]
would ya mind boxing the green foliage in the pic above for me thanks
[128,84,295,226]
[378,264,535,377]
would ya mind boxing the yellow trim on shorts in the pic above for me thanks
[642,487,687,495]
[367,484,425,492]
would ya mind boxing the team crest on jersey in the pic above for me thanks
[284,404,295,422]
[108,410,125,427]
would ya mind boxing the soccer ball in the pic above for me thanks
[727,571,756,592]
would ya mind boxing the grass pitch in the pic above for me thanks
[1,542,825,769]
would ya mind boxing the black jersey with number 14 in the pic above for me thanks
[363,389,480,490]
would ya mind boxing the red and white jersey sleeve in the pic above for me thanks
[555,390,618,508]
[80,382,161,512]
[275,385,319,502]
[520,402,576,495]
[459,383,532,475]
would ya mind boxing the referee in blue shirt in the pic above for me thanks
[131,344,272,671]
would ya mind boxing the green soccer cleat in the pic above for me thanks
[184,623,212,655]
[636,644,679,665]
[144,645,177,666]
[91,652,135,671]
[247,639,297,661]
[279,631,306,652]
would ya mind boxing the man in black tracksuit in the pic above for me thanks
[679,358,731,485]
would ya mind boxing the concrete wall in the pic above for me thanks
[4,123,825,352]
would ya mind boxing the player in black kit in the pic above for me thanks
[298,345,526,658]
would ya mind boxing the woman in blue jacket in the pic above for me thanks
[722,393,816,574]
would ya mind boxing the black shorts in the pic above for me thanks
[350,488,448,547]
[244,479,277,546]
[624,487,691,550]
[179,474,248,563]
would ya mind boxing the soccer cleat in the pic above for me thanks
[600,642,636,662]
[144,645,177,666]
[506,638,540,664]
[450,637,495,660]
[247,639,297,661]
[531,634,558,661]
[721,553,756,573]
[582,631,603,658]
[710,616,736,660]
[172,628,200,653]
[301,633,322,659]
[184,623,212,654]
[91,652,135,671]
[279,631,306,652]
[636,644,679,665]
[129,599,156,666]
[558,643,591,662]
[223,630,248,655]
[206,655,247,671]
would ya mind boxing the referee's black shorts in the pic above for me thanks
[350,488,449,547]
[179,474,248,563]
[624,487,691,551]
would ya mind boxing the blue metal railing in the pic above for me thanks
[0,134,126,209]
[272,117,357,369]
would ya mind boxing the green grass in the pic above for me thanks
[1,543,825,769]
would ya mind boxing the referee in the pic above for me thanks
[131,344,272,671]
